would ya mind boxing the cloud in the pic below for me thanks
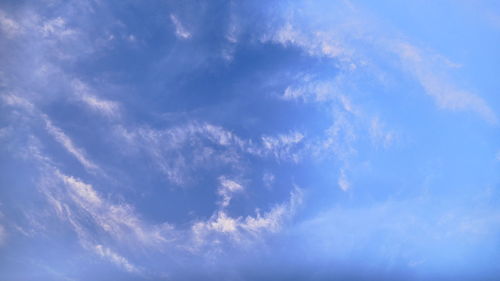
[293,195,500,269]
[262,172,275,189]
[32,155,174,254]
[0,10,22,37]
[263,20,354,65]
[72,80,120,118]
[392,41,497,123]
[264,1,496,123]
[369,117,395,148]
[43,115,99,171]
[94,244,140,273]
[0,1,498,279]
[40,17,76,38]
[80,94,119,116]
[0,224,6,246]
[59,173,102,206]
[218,176,244,208]
[191,186,303,247]
[54,171,172,247]
[113,123,242,185]
[1,93,103,172]
[261,131,305,163]
[170,14,191,39]
[338,169,350,191]
[1,93,101,172]
[1,93,35,112]
[28,138,304,273]
[113,122,308,185]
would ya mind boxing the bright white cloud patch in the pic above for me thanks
[192,187,303,246]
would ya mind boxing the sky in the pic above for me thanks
[1,0,500,280]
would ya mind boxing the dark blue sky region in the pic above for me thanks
[1,1,500,280]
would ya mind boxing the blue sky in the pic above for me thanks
[1,0,500,280]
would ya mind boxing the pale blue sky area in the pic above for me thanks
[1,1,500,280]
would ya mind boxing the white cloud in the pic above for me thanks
[190,180,303,245]
[72,80,120,118]
[261,131,305,163]
[207,211,239,234]
[262,172,275,189]
[241,205,286,234]
[369,117,395,148]
[94,244,140,273]
[43,115,99,171]
[80,94,119,117]
[38,167,173,253]
[218,176,244,208]
[226,22,239,44]
[191,186,303,247]
[282,79,349,104]
[322,110,357,160]
[1,93,35,112]
[265,2,496,123]
[392,41,497,123]
[264,21,354,65]
[202,123,244,147]
[40,17,75,38]
[2,94,100,172]
[338,169,350,191]
[0,224,6,246]
[114,122,308,185]
[0,11,22,37]
[60,173,102,206]
[170,14,191,39]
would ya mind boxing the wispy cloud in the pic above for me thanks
[262,172,275,189]
[72,80,120,118]
[338,169,350,191]
[265,1,497,123]
[218,176,244,208]
[2,93,103,172]
[27,139,304,273]
[392,41,497,123]
[52,171,172,247]
[113,122,308,185]
[192,186,303,246]
[1,93,35,112]
[261,132,305,163]
[369,117,395,148]
[294,195,500,268]
[0,224,6,246]
[40,17,75,38]
[43,115,99,171]
[94,244,140,273]
[0,10,22,37]
[170,14,191,39]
